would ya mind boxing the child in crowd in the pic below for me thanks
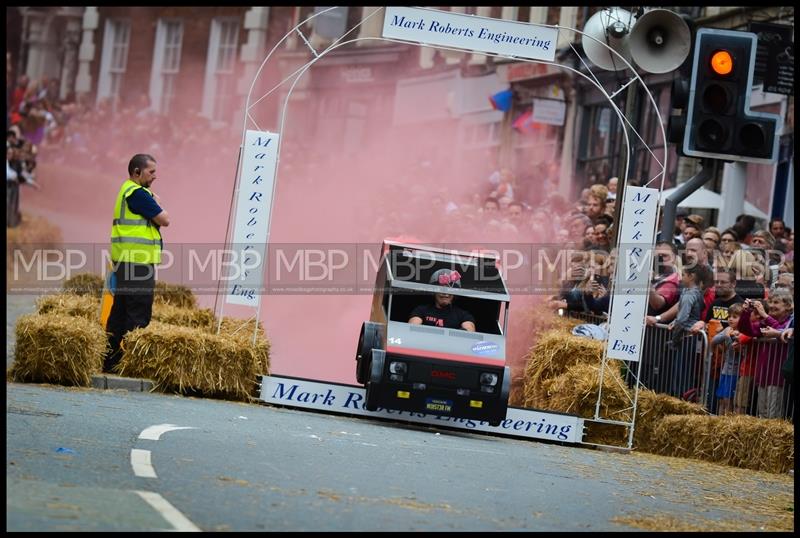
[667,264,713,399]
[737,289,794,418]
[711,303,745,415]
[668,264,713,349]
[733,301,760,414]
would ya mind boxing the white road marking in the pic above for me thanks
[135,490,201,532]
[138,424,197,441]
[131,449,157,478]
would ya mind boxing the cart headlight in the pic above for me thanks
[389,361,407,375]
[480,372,498,386]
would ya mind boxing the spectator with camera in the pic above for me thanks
[738,291,794,418]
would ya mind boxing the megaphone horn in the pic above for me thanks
[629,9,691,74]
[581,7,635,72]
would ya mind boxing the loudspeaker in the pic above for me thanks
[629,9,691,74]
[582,7,635,71]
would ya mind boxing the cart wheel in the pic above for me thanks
[364,349,385,411]
[496,366,511,422]
[356,322,384,385]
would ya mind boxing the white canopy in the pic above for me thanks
[658,186,769,220]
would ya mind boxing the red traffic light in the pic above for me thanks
[710,50,733,75]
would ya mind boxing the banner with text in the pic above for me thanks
[226,130,278,307]
[606,186,660,362]
[260,375,584,443]
[382,6,558,63]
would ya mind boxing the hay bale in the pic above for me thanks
[118,321,269,401]
[154,281,197,309]
[36,292,101,322]
[548,315,584,333]
[633,389,706,452]
[38,289,209,328]
[60,275,195,307]
[63,273,104,298]
[521,329,610,408]
[649,414,794,474]
[209,317,270,378]
[541,362,633,446]
[152,303,215,329]
[9,313,106,386]
[505,301,585,410]
[7,214,63,291]
[543,363,631,419]
[6,213,63,254]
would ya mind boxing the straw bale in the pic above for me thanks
[36,292,101,322]
[6,213,63,255]
[118,321,269,401]
[9,313,106,386]
[203,317,271,378]
[649,414,794,474]
[63,273,104,298]
[154,281,197,309]
[506,301,584,408]
[540,362,633,446]
[543,363,631,418]
[152,303,215,329]
[633,389,707,452]
[547,315,584,333]
[7,214,63,291]
[209,317,270,379]
[521,329,616,408]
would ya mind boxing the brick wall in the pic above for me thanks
[93,7,249,116]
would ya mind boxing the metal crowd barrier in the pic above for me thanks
[563,310,607,325]
[705,335,794,421]
[636,322,709,405]
[563,310,794,422]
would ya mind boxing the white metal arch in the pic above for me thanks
[226,6,672,450]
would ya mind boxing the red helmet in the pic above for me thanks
[431,269,461,288]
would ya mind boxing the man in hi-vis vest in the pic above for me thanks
[104,154,170,373]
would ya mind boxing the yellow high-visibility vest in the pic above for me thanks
[110,179,162,264]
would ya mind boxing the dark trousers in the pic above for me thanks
[670,335,698,399]
[104,262,156,372]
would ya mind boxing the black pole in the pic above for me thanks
[660,158,720,243]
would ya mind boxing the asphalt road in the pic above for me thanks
[6,382,794,532]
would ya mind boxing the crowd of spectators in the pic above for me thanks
[7,62,793,421]
[540,179,795,420]
[363,147,793,421]
[6,56,231,228]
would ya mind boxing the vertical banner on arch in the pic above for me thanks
[225,130,278,307]
[606,186,659,362]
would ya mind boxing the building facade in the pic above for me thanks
[9,6,794,225]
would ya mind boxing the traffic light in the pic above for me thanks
[667,65,691,151]
[683,28,782,164]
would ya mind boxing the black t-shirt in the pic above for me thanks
[704,293,744,324]
[410,303,476,330]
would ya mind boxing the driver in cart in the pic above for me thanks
[408,269,476,332]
